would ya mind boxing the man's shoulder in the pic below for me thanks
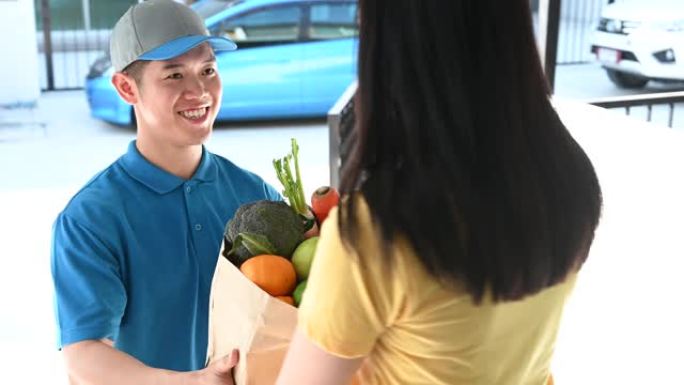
[60,160,129,221]
[208,152,281,200]
[210,152,268,185]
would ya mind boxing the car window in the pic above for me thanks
[192,0,243,19]
[220,6,302,44]
[309,2,358,40]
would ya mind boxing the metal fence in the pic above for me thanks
[39,0,608,91]
[555,0,605,64]
[37,0,138,90]
[532,0,609,65]
[586,92,684,128]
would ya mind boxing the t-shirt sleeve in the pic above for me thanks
[297,206,403,358]
[51,212,127,348]
[263,181,283,202]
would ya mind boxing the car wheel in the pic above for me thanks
[605,69,649,89]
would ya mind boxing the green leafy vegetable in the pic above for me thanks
[227,232,277,258]
[224,200,305,264]
[273,138,308,216]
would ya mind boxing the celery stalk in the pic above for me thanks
[273,139,308,216]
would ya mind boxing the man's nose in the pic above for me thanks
[184,75,208,99]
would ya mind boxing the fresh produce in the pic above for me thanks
[303,217,319,239]
[240,255,298,297]
[292,236,318,280]
[293,280,307,307]
[222,138,326,308]
[276,296,295,306]
[224,200,304,264]
[273,139,317,234]
[311,186,339,224]
[273,139,308,216]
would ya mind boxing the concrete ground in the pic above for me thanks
[549,100,684,385]
[1,83,683,383]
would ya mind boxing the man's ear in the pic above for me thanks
[112,72,139,105]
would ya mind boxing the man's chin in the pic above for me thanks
[191,126,213,144]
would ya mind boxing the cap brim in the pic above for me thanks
[138,35,237,61]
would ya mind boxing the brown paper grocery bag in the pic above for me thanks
[206,244,298,385]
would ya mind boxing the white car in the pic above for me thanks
[590,0,684,88]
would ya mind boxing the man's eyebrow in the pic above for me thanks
[162,62,184,70]
[161,55,216,70]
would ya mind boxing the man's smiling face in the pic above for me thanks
[130,43,222,148]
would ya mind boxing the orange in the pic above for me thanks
[276,296,295,306]
[240,255,297,296]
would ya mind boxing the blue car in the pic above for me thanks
[86,0,358,125]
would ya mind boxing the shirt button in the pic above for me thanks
[186,186,192,193]
[195,224,202,231]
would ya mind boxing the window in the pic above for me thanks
[193,0,243,19]
[221,6,302,44]
[309,3,358,40]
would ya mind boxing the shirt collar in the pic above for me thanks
[193,146,217,183]
[120,141,216,195]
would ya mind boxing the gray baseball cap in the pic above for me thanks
[109,0,237,72]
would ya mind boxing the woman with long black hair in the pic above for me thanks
[277,0,602,384]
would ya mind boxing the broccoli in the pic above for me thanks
[224,200,304,265]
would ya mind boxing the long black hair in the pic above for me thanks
[339,0,602,302]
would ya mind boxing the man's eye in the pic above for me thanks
[166,73,182,79]
[203,67,216,76]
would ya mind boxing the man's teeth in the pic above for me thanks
[180,107,207,119]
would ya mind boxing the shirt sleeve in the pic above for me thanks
[297,204,404,358]
[263,181,283,202]
[51,213,127,348]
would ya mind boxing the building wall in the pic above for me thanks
[0,0,40,107]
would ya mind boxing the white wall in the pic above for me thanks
[0,0,40,107]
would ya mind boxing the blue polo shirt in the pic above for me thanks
[51,140,281,371]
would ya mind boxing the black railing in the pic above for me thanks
[328,84,683,186]
[587,92,684,128]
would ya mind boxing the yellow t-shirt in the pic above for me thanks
[298,197,577,385]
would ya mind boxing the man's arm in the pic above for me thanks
[63,340,239,385]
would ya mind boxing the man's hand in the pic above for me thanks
[195,349,240,385]
[62,340,240,385]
